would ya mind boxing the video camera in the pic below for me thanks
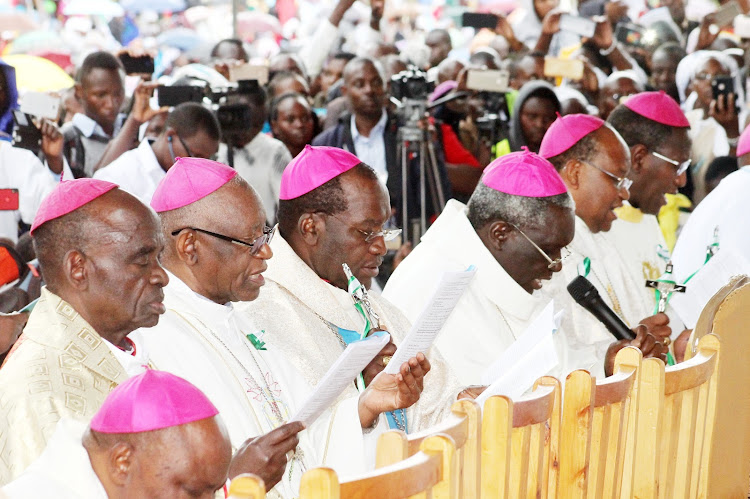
[390,67,433,102]
[465,69,511,147]
[157,79,264,137]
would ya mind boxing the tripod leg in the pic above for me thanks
[419,141,427,237]
[423,140,442,217]
[426,140,446,210]
[400,141,409,244]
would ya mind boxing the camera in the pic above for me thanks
[208,79,264,137]
[11,111,43,156]
[391,68,433,102]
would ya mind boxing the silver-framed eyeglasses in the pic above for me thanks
[171,225,275,256]
[651,151,691,176]
[581,160,633,193]
[509,223,571,270]
[328,214,402,243]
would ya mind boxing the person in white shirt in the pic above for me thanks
[94,103,220,203]
[0,118,69,242]
[62,52,126,178]
[217,85,292,224]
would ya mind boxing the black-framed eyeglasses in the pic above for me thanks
[171,225,275,256]
[580,160,633,193]
[651,151,691,176]
[508,223,571,270]
[168,133,194,161]
[326,213,402,243]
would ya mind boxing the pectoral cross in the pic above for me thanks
[343,263,382,330]
[645,262,686,313]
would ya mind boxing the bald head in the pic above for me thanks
[32,189,167,346]
[84,416,232,499]
[159,176,272,304]
[437,58,464,84]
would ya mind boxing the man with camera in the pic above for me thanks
[94,103,220,203]
[313,57,451,230]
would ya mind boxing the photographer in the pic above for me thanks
[216,84,292,223]
[94,103,220,203]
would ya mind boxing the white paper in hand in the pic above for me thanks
[669,248,750,329]
[475,301,560,408]
[290,333,390,426]
[384,266,477,375]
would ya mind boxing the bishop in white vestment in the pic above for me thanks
[384,150,598,386]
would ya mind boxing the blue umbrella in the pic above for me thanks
[121,0,187,13]
[156,27,204,52]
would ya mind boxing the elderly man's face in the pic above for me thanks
[191,183,272,303]
[315,172,391,290]
[499,205,575,294]
[83,191,168,334]
[567,128,631,233]
[122,417,232,498]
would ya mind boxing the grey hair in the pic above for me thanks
[466,183,575,230]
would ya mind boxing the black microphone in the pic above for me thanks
[567,275,635,341]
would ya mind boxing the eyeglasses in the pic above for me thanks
[509,223,571,270]
[168,133,194,161]
[327,214,402,243]
[694,72,731,81]
[580,160,633,193]
[171,225,275,256]
[652,151,691,176]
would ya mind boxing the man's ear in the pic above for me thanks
[486,220,513,252]
[108,442,133,487]
[64,250,88,290]
[298,213,322,245]
[175,231,199,266]
[559,160,581,191]
[630,144,649,174]
[74,83,84,103]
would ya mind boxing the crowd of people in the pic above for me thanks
[1,0,750,495]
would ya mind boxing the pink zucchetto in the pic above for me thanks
[738,125,750,157]
[623,91,690,128]
[280,145,362,200]
[30,178,118,235]
[482,149,567,197]
[90,370,219,434]
[539,114,605,159]
[429,80,458,104]
[151,157,237,213]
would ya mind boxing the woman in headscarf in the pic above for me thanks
[675,50,744,203]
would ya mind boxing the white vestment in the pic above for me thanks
[242,234,464,433]
[2,419,106,499]
[542,217,653,378]
[93,139,165,203]
[605,203,667,307]
[139,273,372,499]
[672,167,750,282]
[383,200,595,385]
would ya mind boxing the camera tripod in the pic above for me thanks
[396,98,447,245]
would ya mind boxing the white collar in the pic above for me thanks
[71,113,110,138]
[136,138,165,174]
[350,109,388,141]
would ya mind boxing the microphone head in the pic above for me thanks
[567,275,599,303]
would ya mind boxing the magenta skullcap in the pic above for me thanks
[151,157,237,213]
[539,114,605,159]
[623,91,690,127]
[30,178,118,235]
[738,125,750,157]
[90,370,219,434]
[429,80,458,104]
[482,149,567,197]
[280,145,362,200]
